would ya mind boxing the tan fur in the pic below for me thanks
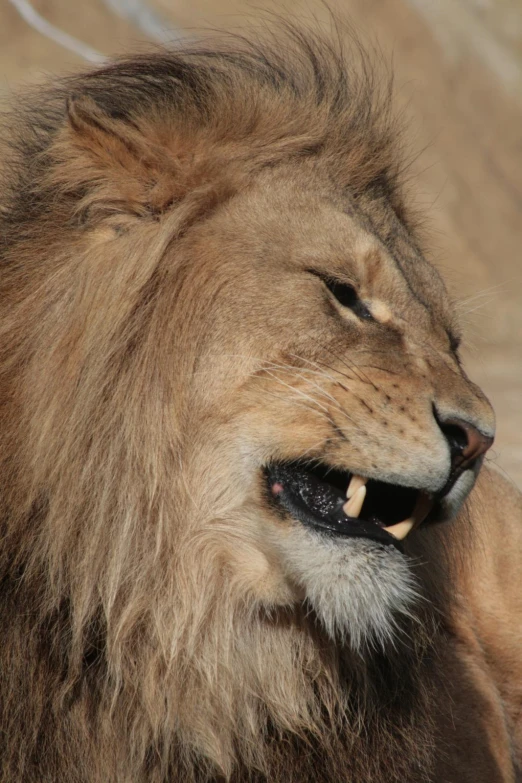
[0,26,520,783]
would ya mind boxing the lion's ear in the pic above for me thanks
[66,94,138,149]
[61,93,183,219]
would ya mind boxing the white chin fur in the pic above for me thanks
[273,525,419,651]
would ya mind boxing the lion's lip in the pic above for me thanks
[265,460,434,550]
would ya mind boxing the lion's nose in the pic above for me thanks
[436,415,494,473]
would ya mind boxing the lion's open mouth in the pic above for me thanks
[265,461,434,550]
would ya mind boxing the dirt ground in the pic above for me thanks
[1,0,521,486]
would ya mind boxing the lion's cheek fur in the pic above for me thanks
[220,518,297,606]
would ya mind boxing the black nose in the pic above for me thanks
[435,412,494,473]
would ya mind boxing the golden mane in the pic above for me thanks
[1,23,517,783]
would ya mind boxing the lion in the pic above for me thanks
[0,26,520,783]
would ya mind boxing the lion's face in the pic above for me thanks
[173,163,494,647]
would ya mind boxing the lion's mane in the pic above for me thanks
[0,26,449,783]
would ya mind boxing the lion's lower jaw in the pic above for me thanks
[274,526,420,650]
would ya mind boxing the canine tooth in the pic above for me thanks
[410,492,433,527]
[343,485,366,518]
[384,493,434,540]
[383,519,415,541]
[346,474,368,499]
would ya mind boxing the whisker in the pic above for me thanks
[261,388,328,418]
[355,364,401,376]
[263,370,332,415]
[298,436,350,461]
[278,354,365,428]
[454,283,506,309]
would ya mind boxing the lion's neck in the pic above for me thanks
[109,602,438,781]
[1,546,439,783]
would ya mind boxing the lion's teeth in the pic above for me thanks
[343,485,366,518]
[384,493,433,540]
[383,519,415,540]
[346,474,368,499]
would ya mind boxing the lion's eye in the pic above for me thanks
[309,271,373,320]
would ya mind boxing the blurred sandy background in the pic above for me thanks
[1,0,521,486]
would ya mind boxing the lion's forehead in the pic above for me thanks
[219,170,454,341]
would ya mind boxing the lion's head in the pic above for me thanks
[0,28,495,783]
